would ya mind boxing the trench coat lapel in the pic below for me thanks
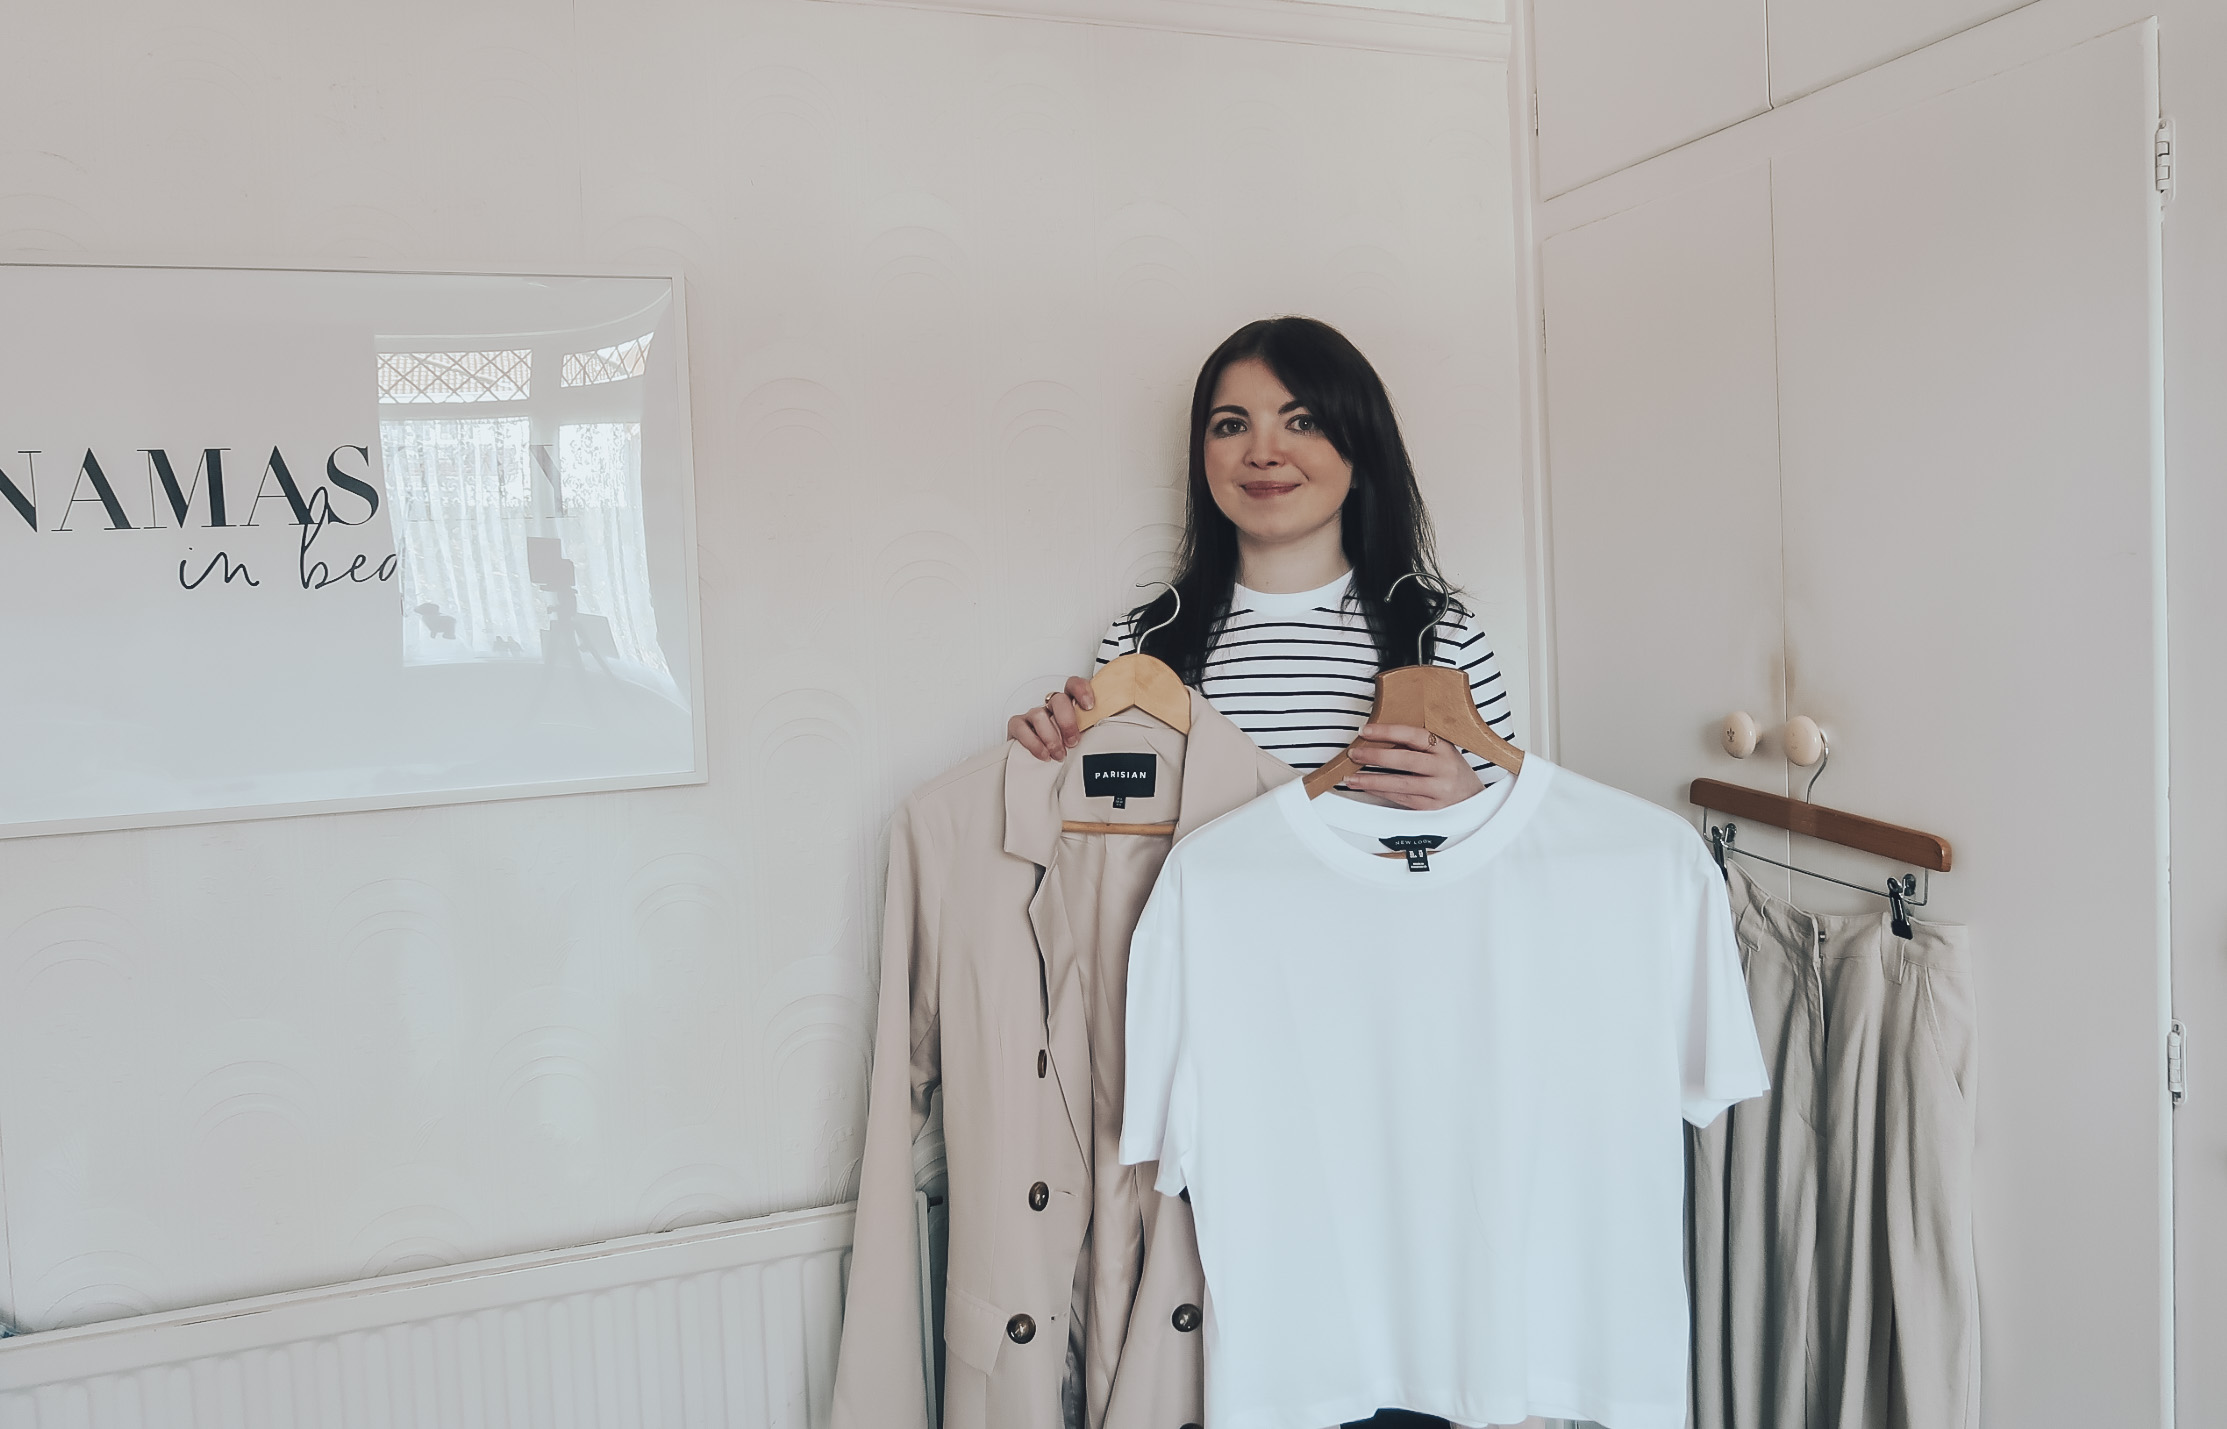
[1001,694,1287,1173]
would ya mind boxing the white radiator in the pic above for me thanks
[0,1203,855,1429]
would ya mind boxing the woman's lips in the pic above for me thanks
[1240,481,1300,497]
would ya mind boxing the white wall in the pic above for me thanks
[0,0,1523,1331]
[1526,0,2032,195]
[1521,0,2227,1420]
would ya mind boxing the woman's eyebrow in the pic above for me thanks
[1209,404,1249,417]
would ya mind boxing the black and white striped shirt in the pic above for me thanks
[1096,572,1514,783]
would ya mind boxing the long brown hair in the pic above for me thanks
[1123,316,1453,684]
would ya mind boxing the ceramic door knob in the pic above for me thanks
[1784,715,1827,767]
[1721,711,1760,758]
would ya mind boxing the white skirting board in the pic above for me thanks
[0,1203,855,1429]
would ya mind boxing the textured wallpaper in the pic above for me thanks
[0,0,1523,1331]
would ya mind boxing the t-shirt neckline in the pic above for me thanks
[1275,755,1554,885]
[1232,570,1353,616]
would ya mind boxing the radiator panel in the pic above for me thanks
[0,1204,855,1429]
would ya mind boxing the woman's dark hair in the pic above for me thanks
[1123,316,1454,685]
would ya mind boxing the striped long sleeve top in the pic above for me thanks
[1096,571,1514,784]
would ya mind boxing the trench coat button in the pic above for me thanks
[1037,1050,1048,1077]
[1028,1181,1050,1211]
[1007,1312,1036,1344]
[1171,1303,1201,1333]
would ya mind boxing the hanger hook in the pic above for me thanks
[1804,735,1832,801]
[1385,571,1451,666]
[1134,580,1180,656]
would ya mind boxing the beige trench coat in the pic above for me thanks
[832,693,1296,1429]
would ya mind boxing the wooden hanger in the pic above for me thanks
[1073,652,1191,736]
[1691,770,1951,937]
[1305,664,1524,798]
[1303,575,1525,800]
[1076,582,1191,736]
[1062,587,1191,836]
[1688,779,1951,871]
[1060,651,1187,835]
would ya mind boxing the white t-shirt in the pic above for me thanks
[1097,572,1514,783]
[1119,760,1768,1429]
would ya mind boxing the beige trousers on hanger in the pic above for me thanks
[1688,864,1980,1429]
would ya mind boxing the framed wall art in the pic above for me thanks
[0,264,706,836]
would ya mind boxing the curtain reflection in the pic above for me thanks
[380,412,671,698]
[554,422,667,678]
[383,417,537,662]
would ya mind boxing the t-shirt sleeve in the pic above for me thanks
[1676,849,1771,1126]
[1430,602,1516,783]
[1095,610,1137,671]
[1120,867,1192,1195]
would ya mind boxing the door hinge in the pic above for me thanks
[2168,1019,2186,1104]
[2156,117,2176,203]
[1532,88,1540,137]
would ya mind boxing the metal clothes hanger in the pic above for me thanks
[1303,573,1525,800]
[1062,584,1190,837]
[1706,821,1930,935]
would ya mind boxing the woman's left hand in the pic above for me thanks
[1342,723,1486,810]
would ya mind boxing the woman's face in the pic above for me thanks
[1202,357,1354,550]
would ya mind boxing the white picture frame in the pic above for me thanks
[0,262,709,838]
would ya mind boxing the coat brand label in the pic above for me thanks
[1379,833,1448,872]
[1083,753,1158,807]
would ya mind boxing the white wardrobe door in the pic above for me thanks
[1772,22,2166,1425]
[1541,165,1788,829]
[1531,0,1768,197]
[1764,0,2032,104]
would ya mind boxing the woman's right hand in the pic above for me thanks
[1008,675,1097,761]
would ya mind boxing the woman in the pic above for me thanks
[1021,317,1502,1429]
[1008,315,1512,813]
